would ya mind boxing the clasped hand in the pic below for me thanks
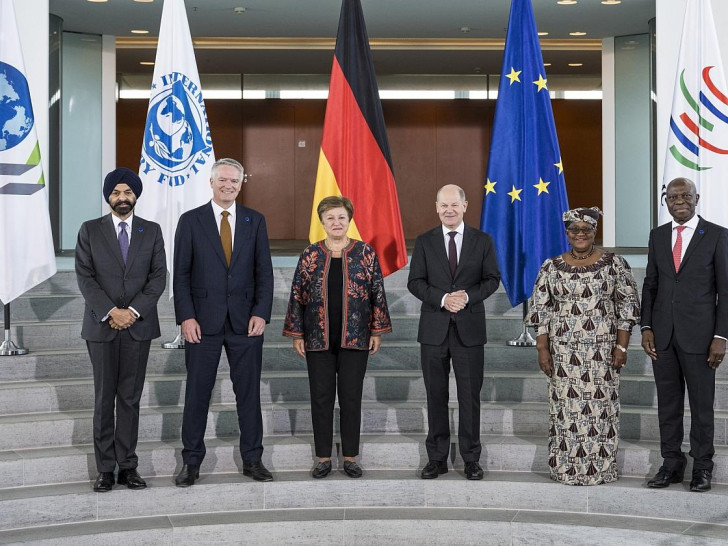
[109,308,136,330]
[444,290,468,313]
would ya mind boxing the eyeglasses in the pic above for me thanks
[566,227,595,235]
[665,193,693,203]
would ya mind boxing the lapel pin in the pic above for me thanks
[138,227,144,233]
[245,216,250,222]
[698,229,704,235]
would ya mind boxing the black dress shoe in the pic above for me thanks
[117,468,147,490]
[175,464,200,488]
[465,461,484,480]
[690,470,712,492]
[647,465,684,488]
[93,472,114,492]
[312,460,332,479]
[343,460,363,478]
[421,460,448,479]
[243,461,273,482]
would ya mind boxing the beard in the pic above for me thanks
[111,199,135,215]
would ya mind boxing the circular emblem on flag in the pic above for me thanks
[0,61,34,151]
[142,74,212,182]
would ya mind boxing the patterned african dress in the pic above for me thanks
[526,252,640,486]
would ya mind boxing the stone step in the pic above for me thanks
[0,505,723,546]
[7,315,534,351]
[1,400,726,451]
[2,432,727,490]
[2,369,727,416]
[5,343,713,384]
[0,470,724,535]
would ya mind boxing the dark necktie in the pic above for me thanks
[673,225,686,272]
[448,231,458,276]
[118,221,129,264]
[221,210,232,266]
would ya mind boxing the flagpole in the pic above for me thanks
[0,304,28,356]
[162,326,185,349]
[507,301,536,347]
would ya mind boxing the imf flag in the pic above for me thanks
[135,0,214,293]
[661,0,728,228]
[480,0,570,308]
[0,0,56,304]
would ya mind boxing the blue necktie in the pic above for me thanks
[119,221,129,264]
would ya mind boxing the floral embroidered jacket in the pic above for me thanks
[283,240,392,351]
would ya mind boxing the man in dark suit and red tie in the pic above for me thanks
[76,168,167,492]
[173,157,274,487]
[641,177,728,492]
[408,184,501,480]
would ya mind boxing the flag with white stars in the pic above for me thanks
[480,0,570,308]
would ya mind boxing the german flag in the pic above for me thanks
[309,0,407,276]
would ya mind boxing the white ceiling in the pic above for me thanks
[49,0,656,75]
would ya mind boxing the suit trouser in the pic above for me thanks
[87,330,151,473]
[181,317,264,466]
[421,322,484,463]
[653,334,716,472]
[306,347,369,458]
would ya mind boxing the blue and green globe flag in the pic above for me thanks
[0,0,56,304]
[480,0,570,308]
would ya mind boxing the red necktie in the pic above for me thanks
[448,231,458,276]
[673,225,686,272]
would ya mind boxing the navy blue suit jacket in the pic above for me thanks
[641,216,728,353]
[173,201,273,335]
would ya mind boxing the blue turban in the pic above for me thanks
[103,168,143,203]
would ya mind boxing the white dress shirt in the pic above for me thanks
[440,222,467,308]
[671,214,699,262]
[106,212,138,319]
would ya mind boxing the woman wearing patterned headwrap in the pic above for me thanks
[526,207,640,485]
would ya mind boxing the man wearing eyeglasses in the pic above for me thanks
[641,177,728,493]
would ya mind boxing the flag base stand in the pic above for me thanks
[1,305,28,355]
[507,325,536,347]
[507,302,536,347]
[162,327,185,349]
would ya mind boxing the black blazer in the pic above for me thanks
[75,214,166,342]
[173,201,274,335]
[641,216,728,352]
[408,224,501,346]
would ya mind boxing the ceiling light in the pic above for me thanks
[130,30,149,34]
[543,63,552,67]
[134,0,155,3]
[460,26,472,33]
[87,0,108,3]
[139,61,155,66]
[538,32,549,36]
[601,0,621,4]
[569,31,587,36]
[557,0,577,5]
[568,63,583,67]
[234,7,246,14]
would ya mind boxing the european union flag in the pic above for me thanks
[480,0,570,308]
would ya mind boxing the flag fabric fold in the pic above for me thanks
[661,0,728,227]
[480,0,570,308]
[135,0,214,294]
[309,0,407,277]
[0,0,56,304]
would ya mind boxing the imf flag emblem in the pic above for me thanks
[140,73,213,187]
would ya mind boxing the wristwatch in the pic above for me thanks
[615,344,627,353]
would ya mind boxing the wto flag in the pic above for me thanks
[309,0,407,276]
[135,0,214,292]
[0,0,56,304]
[480,0,569,308]
[661,0,728,227]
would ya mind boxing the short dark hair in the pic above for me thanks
[317,196,354,221]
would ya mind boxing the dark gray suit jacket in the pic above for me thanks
[641,216,728,352]
[75,214,166,342]
[408,223,501,346]
[173,202,274,335]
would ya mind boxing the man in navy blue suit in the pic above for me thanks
[173,158,274,487]
[641,177,728,492]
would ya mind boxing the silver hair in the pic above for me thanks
[436,185,466,203]
[211,158,244,180]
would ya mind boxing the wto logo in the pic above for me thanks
[669,66,728,173]
[140,72,213,187]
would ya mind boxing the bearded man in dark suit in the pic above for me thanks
[408,184,501,481]
[76,168,167,492]
[641,177,728,492]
